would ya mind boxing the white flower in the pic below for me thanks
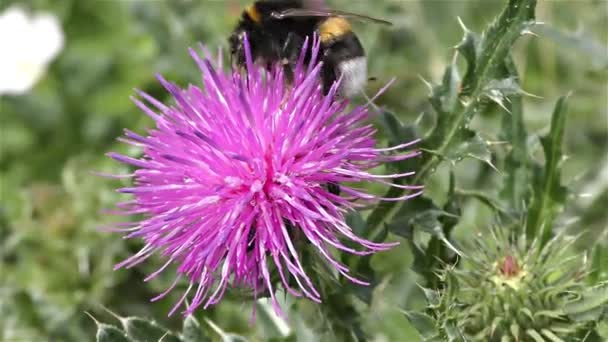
[0,5,64,96]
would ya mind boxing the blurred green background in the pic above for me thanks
[1,0,606,341]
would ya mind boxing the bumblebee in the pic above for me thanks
[229,0,391,98]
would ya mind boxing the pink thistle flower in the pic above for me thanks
[104,37,421,317]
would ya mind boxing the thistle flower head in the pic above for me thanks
[105,37,421,317]
[412,226,608,341]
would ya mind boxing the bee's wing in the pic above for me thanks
[301,0,329,11]
[271,8,392,26]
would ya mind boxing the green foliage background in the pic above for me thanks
[1,0,606,341]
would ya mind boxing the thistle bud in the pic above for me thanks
[409,227,608,341]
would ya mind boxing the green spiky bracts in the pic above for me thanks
[407,227,608,341]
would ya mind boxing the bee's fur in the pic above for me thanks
[335,56,367,98]
[229,0,368,98]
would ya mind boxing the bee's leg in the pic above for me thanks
[229,49,237,71]
[321,60,337,95]
[283,62,295,86]
[246,225,256,253]
[281,32,296,57]
[326,182,341,196]
[281,32,300,85]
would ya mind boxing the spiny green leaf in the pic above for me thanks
[526,329,546,342]
[591,243,608,283]
[159,332,182,342]
[444,323,466,342]
[455,19,479,95]
[367,0,537,234]
[387,195,462,285]
[490,316,504,336]
[268,336,297,342]
[87,312,130,342]
[349,260,375,304]
[429,60,461,115]
[463,0,536,95]
[402,310,440,340]
[350,217,388,303]
[442,271,461,302]
[520,308,535,322]
[541,328,565,342]
[455,188,509,215]
[409,238,432,278]
[96,324,131,342]
[564,282,608,317]
[182,315,210,342]
[424,129,494,168]
[386,197,447,238]
[482,77,536,113]
[510,323,520,340]
[525,95,569,246]
[580,329,606,342]
[377,109,420,175]
[567,306,605,323]
[379,110,407,146]
[388,208,457,238]
[548,323,579,335]
[224,335,250,342]
[534,310,565,320]
[484,76,530,98]
[123,317,171,342]
[345,211,366,237]
[256,299,292,340]
[205,318,250,342]
[499,56,530,214]
[419,286,441,308]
